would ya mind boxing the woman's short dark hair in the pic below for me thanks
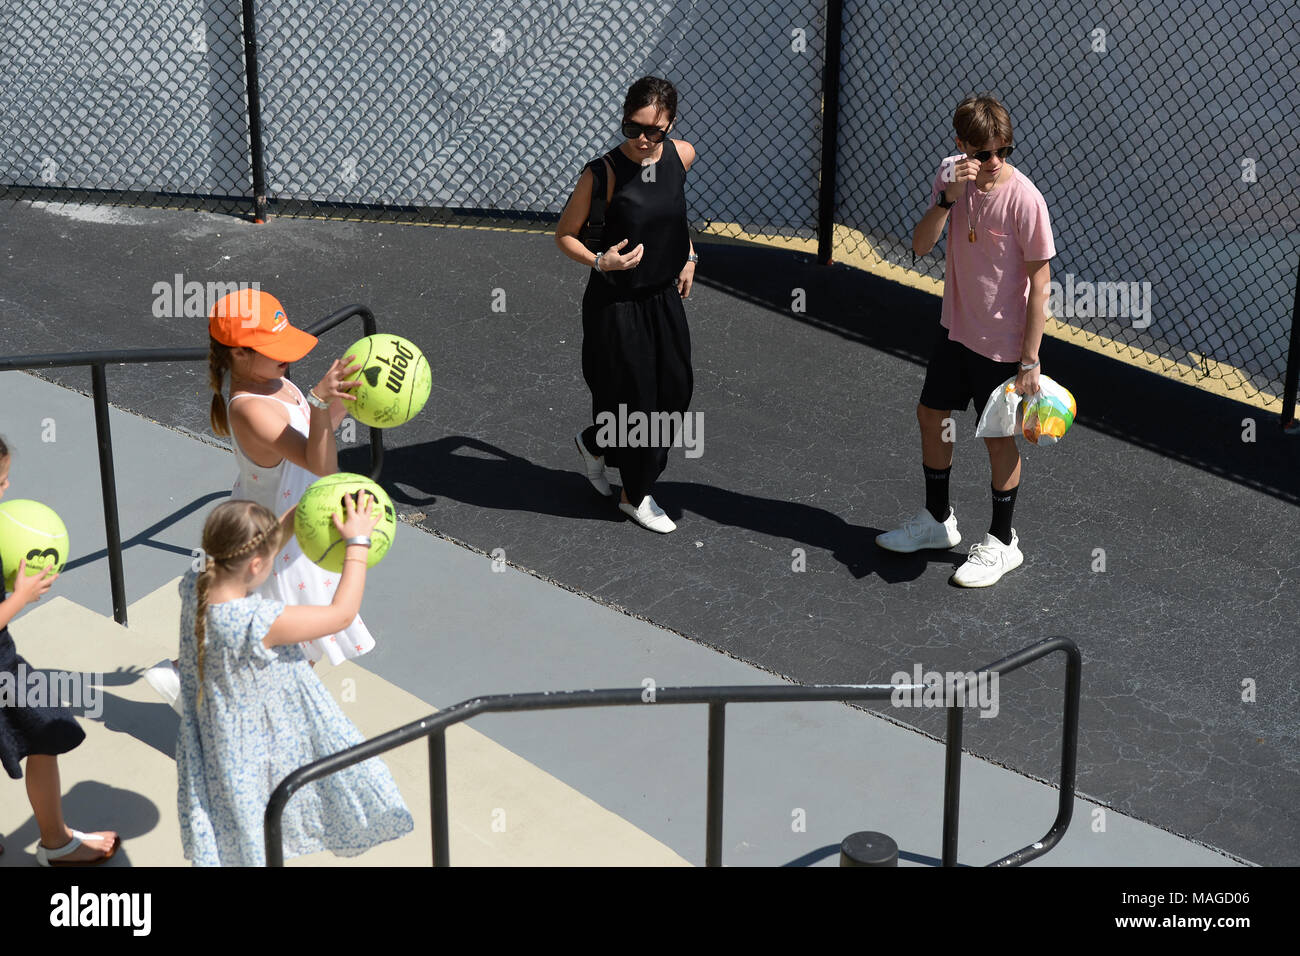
[623,76,678,127]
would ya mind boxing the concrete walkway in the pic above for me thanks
[0,372,1244,865]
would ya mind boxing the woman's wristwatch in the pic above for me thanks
[306,388,330,410]
[592,252,605,272]
[344,536,372,548]
[687,252,699,263]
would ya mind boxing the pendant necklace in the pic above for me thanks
[967,164,1007,242]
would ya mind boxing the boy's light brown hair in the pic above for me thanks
[953,95,1014,149]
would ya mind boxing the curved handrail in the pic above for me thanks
[266,636,1081,867]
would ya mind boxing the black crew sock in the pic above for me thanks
[581,425,602,458]
[989,484,1019,546]
[923,465,951,522]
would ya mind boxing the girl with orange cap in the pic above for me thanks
[145,291,372,709]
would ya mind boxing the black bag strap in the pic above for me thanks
[582,152,615,252]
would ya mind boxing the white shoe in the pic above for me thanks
[952,531,1023,587]
[619,495,676,533]
[875,508,960,553]
[575,434,613,496]
[144,659,183,715]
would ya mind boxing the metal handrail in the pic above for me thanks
[266,636,1081,867]
[0,304,384,624]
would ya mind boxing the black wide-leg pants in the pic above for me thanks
[580,279,693,506]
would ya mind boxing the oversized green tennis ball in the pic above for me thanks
[342,334,431,428]
[294,474,397,573]
[0,499,69,591]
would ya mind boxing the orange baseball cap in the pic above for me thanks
[208,289,317,362]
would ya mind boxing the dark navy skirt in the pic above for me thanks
[0,630,85,779]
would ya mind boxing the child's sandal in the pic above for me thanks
[36,829,120,867]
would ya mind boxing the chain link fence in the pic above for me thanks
[835,0,1300,412]
[2,0,1296,414]
[0,0,251,215]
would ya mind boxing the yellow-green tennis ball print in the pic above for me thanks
[0,499,69,590]
[344,334,431,428]
[294,474,396,573]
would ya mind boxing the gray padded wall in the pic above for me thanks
[252,0,825,231]
[1,0,251,196]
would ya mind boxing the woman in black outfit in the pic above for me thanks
[554,76,698,533]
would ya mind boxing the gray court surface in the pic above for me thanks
[0,372,1241,867]
[3,199,1296,864]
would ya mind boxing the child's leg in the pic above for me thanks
[984,436,1021,545]
[918,404,955,469]
[25,754,118,860]
[918,403,955,521]
[985,435,1021,490]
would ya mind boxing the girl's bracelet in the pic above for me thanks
[306,389,330,410]
[344,557,368,566]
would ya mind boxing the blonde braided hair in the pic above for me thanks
[194,501,283,704]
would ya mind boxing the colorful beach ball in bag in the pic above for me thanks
[1021,377,1077,445]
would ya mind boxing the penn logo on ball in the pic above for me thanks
[294,474,397,573]
[0,499,69,590]
[344,334,431,428]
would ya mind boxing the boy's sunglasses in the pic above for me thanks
[622,121,668,143]
[969,145,1014,162]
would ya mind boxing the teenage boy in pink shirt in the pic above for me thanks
[877,94,1055,587]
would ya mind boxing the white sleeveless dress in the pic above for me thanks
[226,380,376,665]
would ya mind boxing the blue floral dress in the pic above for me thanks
[175,570,412,866]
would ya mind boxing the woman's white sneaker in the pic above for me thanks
[619,495,676,533]
[875,508,960,553]
[951,531,1023,587]
[574,433,613,496]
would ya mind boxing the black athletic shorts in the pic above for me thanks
[919,325,1019,418]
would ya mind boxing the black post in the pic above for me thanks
[941,704,963,866]
[240,0,269,223]
[429,730,450,866]
[840,830,899,866]
[705,702,725,866]
[90,364,127,626]
[1280,251,1300,431]
[816,0,845,265]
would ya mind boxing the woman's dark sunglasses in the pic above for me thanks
[622,121,668,143]
[970,145,1014,162]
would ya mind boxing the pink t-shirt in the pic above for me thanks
[929,157,1056,361]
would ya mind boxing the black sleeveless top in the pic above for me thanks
[588,139,690,299]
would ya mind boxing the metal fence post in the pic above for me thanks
[1281,250,1300,431]
[941,703,964,866]
[429,730,450,866]
[705,701,725,866]
[240,0,269,223]
[90,364,128,625]
[816,0,845,265]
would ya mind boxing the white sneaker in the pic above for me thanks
[619,495,676,533]
[875,508,960,553]
[144,659,183,715]
[575,434,613,496]
[952,531,1023,587]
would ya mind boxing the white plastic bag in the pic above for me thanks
[974,377,1021,438]
[974,375,1078,444]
